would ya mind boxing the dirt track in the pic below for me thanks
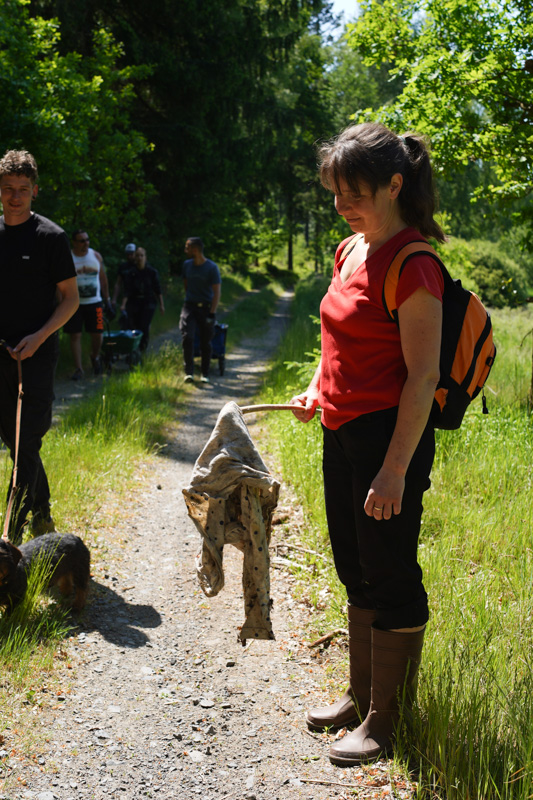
[2,292,414,800]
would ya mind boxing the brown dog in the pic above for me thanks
[0,533,90,613]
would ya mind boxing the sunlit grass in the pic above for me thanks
[0,544,74,772]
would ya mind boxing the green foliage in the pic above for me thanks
[348,0,533,240]
[28,0,337,265]
[467,239,530,307]
[326,35,404,133]
[435,161,515,241]
[434,236,477,290]
[435,237,530,308]
[24,0,418,271]
[0,0,151,240]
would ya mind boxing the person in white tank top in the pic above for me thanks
[72,245,102,304]
[63,230,110,379]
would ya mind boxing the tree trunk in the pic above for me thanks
[314,217,320,273]
[287,190,294,271]
[288,230,293,271]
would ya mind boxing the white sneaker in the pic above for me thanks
[184,374,194,383]
[200,375,210,383]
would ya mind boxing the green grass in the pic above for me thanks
[0,546,73,769]
[225,284,282,349]
[259,278,533,800]
[44,344,184,533]
[0,553,72,676]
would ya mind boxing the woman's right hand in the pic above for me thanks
[289,388,319,423]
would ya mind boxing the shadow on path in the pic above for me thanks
[82,579,163,647]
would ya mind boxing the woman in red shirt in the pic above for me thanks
[290,122,445,765]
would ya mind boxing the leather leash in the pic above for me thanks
[2,351,23,542]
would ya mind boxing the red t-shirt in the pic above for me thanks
[319,227,444,430]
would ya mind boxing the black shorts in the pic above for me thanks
[63,302,104,334]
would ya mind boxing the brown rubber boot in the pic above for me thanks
[306,606,377,732]
[329,625,425,765]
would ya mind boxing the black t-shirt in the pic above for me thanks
[124,264,161,305]
[118,260,134,280]
[0,213,75,344]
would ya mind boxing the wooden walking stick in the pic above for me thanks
[2,351,23,543]
[239,404,297,414]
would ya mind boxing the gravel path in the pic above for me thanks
[3,293,414,800]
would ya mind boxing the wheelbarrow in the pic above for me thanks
[101,328,143,372]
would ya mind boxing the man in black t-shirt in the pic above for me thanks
[0,150,79,543]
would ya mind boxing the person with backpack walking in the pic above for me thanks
[290,122,445,765]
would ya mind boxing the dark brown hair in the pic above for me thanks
[71,229,88,241]
[318,122,445,243]
[0,150,39,184]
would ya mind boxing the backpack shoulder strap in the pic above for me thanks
[339,233,363,264]
[383,240,446,323]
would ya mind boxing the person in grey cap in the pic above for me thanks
[111,243,136,311]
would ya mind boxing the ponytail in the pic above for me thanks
[399,133,446,243]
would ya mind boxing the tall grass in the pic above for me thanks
[0,548,73,769]
[0,549,72,675]
[260,276,533,799]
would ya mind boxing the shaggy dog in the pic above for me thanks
[0,533,90,613]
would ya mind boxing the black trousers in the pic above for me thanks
[126,300,156,351]
[179,303,214,376]
[0,336,58,543]
[322,406,435,630]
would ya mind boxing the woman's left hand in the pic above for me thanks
[364,287,442,523]
[364,467,405,521]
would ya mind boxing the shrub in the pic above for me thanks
[435,237,529,308]
[468,239,529,307]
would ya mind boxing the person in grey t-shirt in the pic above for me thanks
[179,237,221,383]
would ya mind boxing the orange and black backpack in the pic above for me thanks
[382,239,496,430]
